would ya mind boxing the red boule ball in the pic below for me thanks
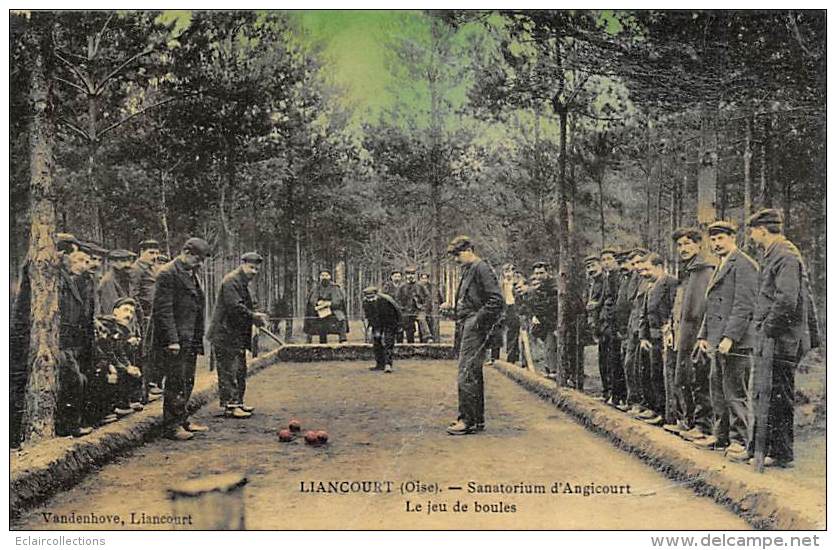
[316,430,329,444]
[304,430,319,445]
[278,429,293,442]
[288,419,302,432]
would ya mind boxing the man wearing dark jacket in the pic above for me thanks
[396,266,433,343]
[619,248,650,415]
[528,260,560,379]
[98,249,137,315]
[207,252,268,419]
[150,237,211,441]
[694,221,759,456]
[599,248,626,406]
[748,209,820,467]
[667,228,715,439]
[304,270,348,343]
[638,253,679,426]
[363,286,402,373]
[446,236,504,435]
[11,234,96,446]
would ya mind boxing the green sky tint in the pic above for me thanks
[295,10,409,119]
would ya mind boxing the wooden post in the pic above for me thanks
[166,473,248,529]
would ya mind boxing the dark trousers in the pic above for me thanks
[161,348,198,428]
[215,346,247,407]
[403,314,431,343]
[82,369,114,427]
[115,370,143,408]
[640,338,665,414]
[709,352,751,447]
[489,322,503,361]
[674,351,712,433]
[55,351,86,436]
[759,353,797,462]
[599,332,624,401]
[371,327,396,368]
[457,316,488,426]
[504,304,520,364]
[623,334,642,406]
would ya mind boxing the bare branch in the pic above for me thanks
[54,76,88,95]
[95,47,154,95]
[98,96,179,138]
[57,117,92,141]
[53,49,94,93]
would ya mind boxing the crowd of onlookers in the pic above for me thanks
[11,236,169,447]
[481,209,819,469]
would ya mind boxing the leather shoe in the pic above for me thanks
[693,436,726,450]
[166,426,194,441]
[130,402,144,412]
[680,427,707,441]
[642,415,664,426]
[184,421,209,432]
[384,364,393,373]
[73,426,93,437]
[446,421,478,435]
[369,365,384,371]
[225,407,252,419]
[114,407,133,417]
[239,404,254,413]
[100,414,118,425]
[638,409,657,420]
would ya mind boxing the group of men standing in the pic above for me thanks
[381,266,439,344]
[11,233,272,446]
[583,208,819,469]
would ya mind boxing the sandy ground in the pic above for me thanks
[13,358,749,530]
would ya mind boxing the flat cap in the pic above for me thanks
[112,296,137,310]
[404,265,417,273]
[390,269,402,275]
[79,240,108,257]
[183,237,211,258]
[671,227,703,243]
[747,208,784,227]
[362,286,380,297]
[138,239,160,251]
[241,252,264,264]
[707,220,738,236]
[600,247,618,256]
[584,255,600,265]
[630,247,649,258]
[446,235,474,255]
[532,260,551,270]
[108,249,137,261]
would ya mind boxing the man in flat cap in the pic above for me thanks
[396,266,433,343]
[11,233,96,445]
[150,237,211,440]
[382,270,404,342]
[637,253,679,426]
[446,236,504,435]
[692,221,758,457]
[597,248,626,406]
[584,255,605,394]
[207,252,269,419]
[304,269,348,344]
[130,240,162,398]
[527,260,560,380]
[665,228,715,439]
[98,249,138,315]
[362,286,402,373]
[747,209,820,468]
[619,248,651,415]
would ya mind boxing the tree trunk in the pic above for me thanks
[553,101,571,387]
[743,106,754,243]
[597,169,606,249]
[697,104,718,226]
[23,14,61,444]
[759,112,773,208]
